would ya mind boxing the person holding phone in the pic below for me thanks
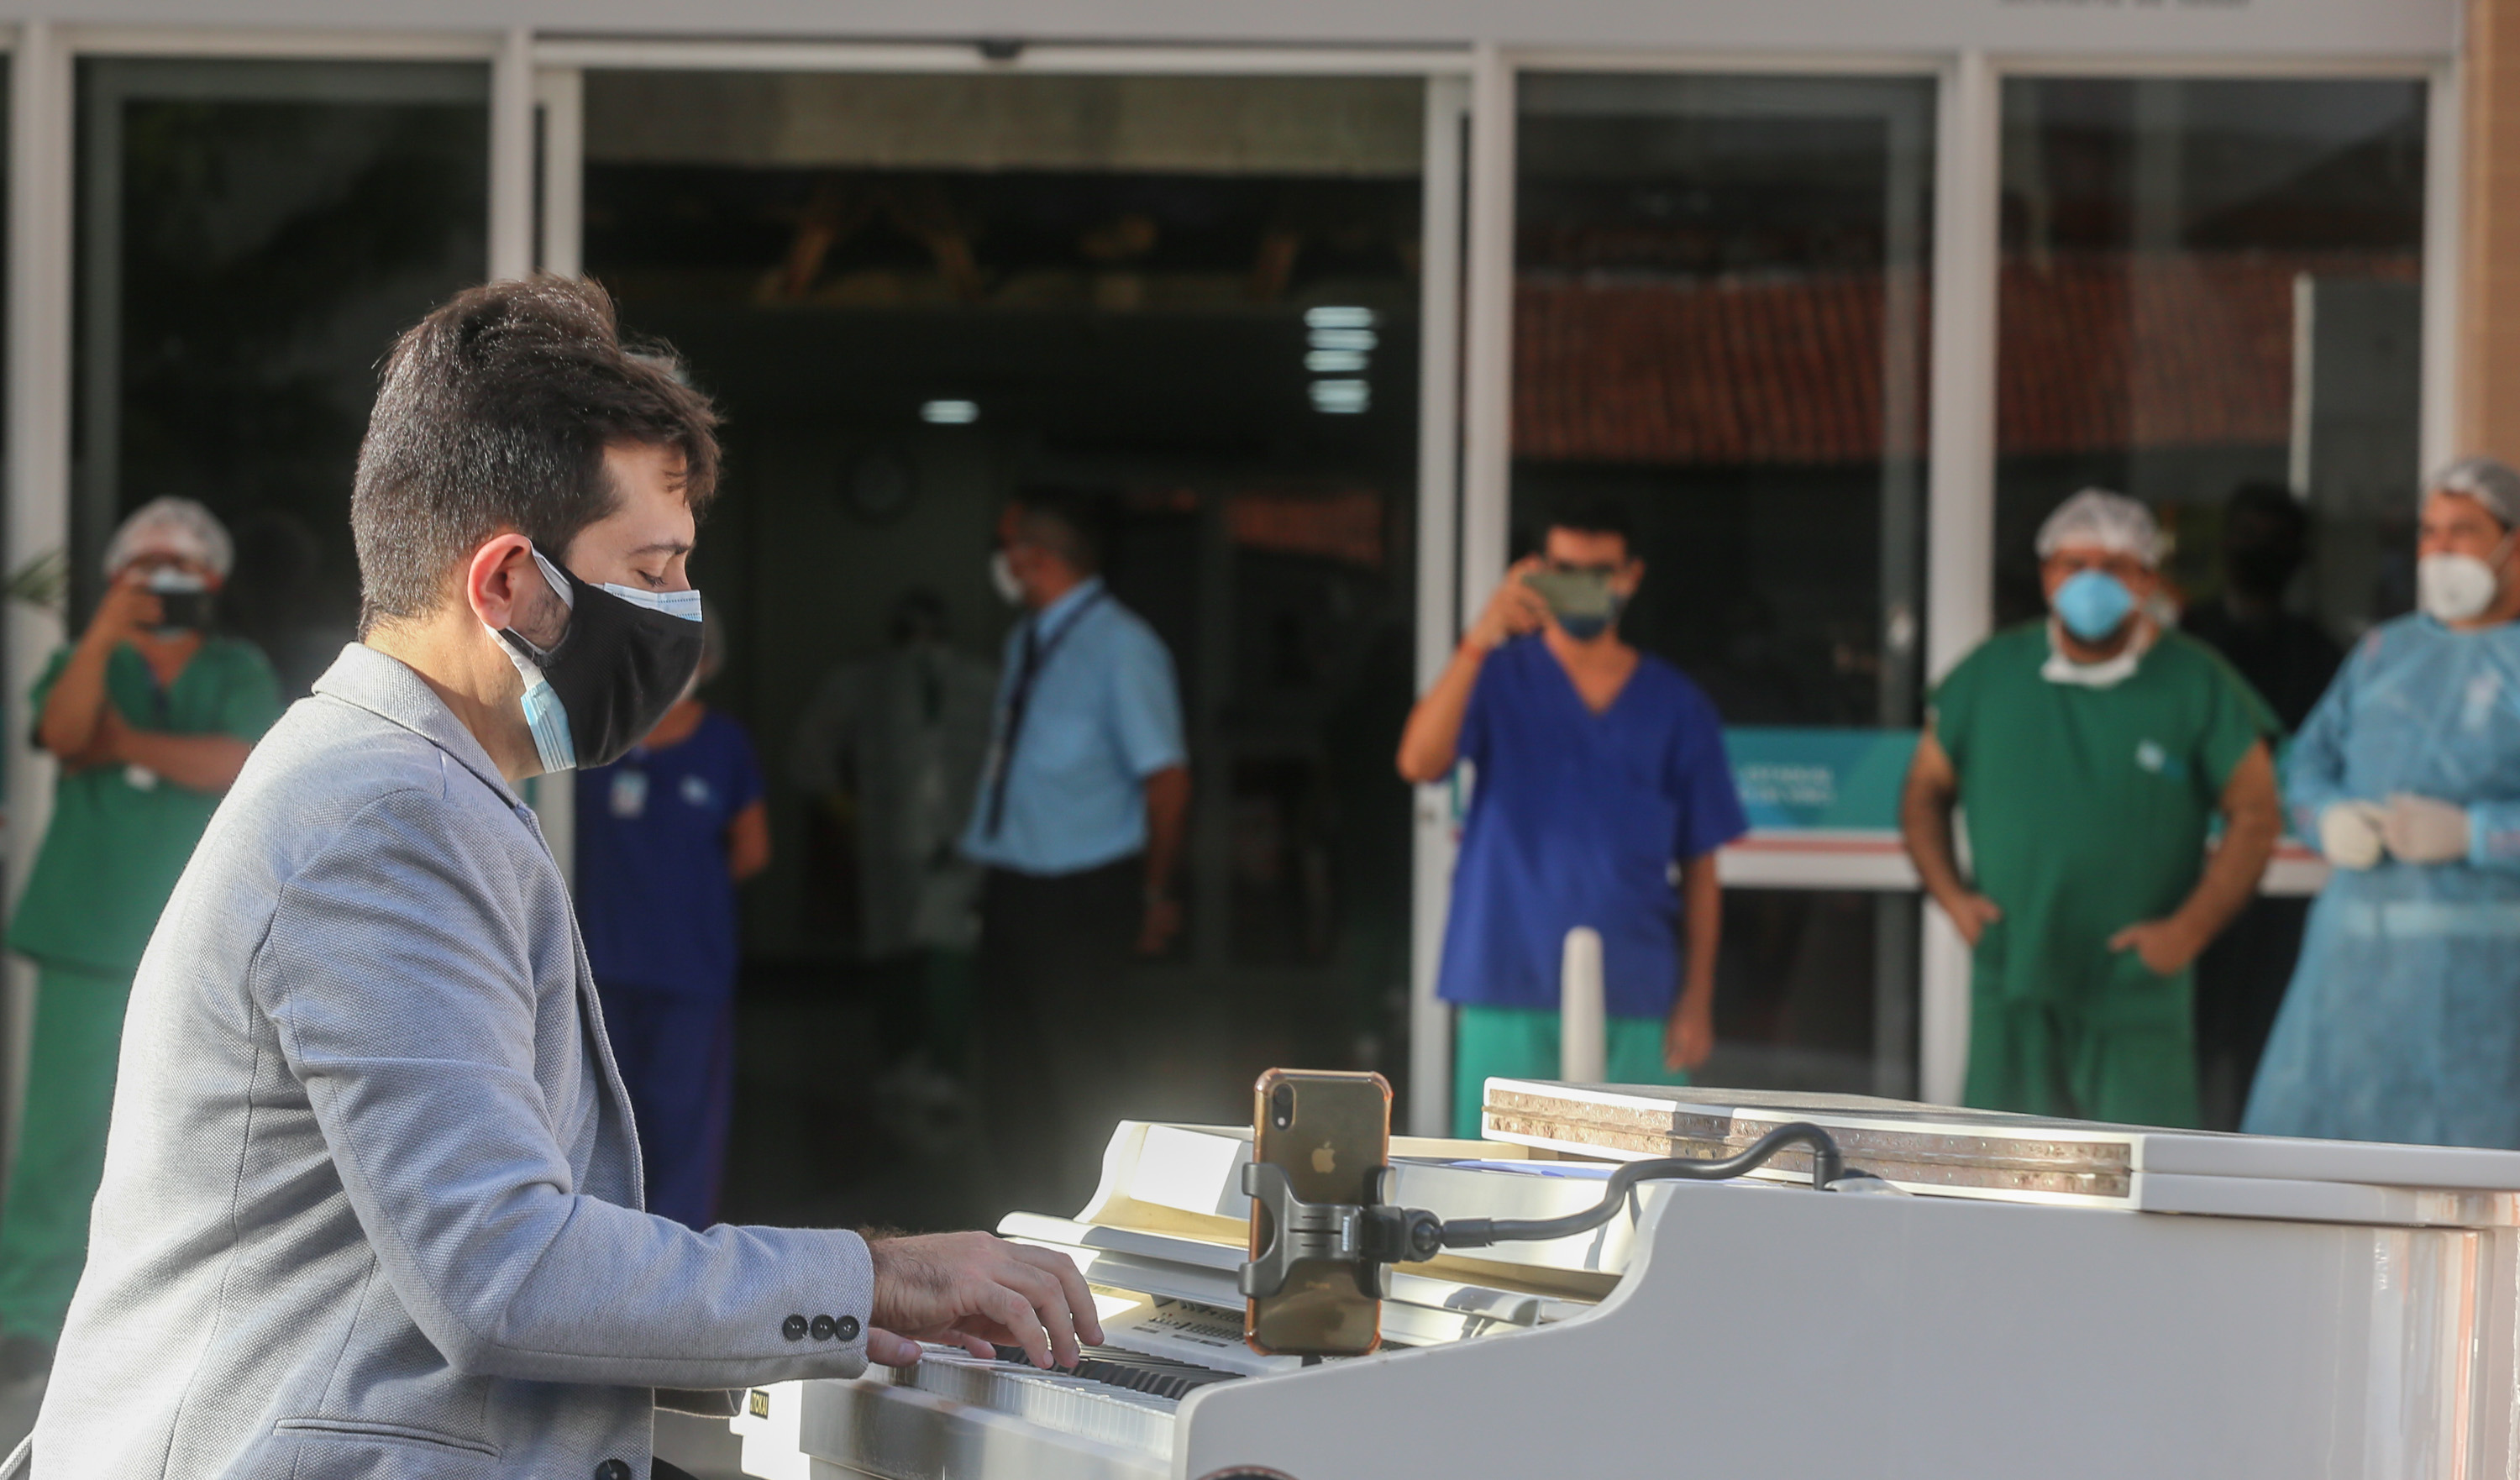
[0,497,281,1390]
[1398,501,1747,1138]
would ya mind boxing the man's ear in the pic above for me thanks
[465,533,537,631]
[1619,558,1646,594]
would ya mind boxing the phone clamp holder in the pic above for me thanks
[1238,1162,1444,1301]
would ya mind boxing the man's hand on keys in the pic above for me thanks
[864,1231,1102,1370]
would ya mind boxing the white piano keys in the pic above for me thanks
[886,1349,1179,1456]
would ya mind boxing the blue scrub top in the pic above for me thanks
[960,578,1187,876]
[574,707,764,1000]
[1436,638,1748,1019]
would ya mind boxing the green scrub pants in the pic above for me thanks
[0,963,134,1342]
[1452,1004,1688,1140]
[1963,989,2200,1129]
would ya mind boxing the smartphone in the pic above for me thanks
[1246,1068,1391,1357]
[1522,568,1614,626]
[144,570,213,632]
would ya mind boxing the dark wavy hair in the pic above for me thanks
[350,275,721,636]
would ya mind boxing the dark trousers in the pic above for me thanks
[593,983,736,1230]
[976,857,1141,1220]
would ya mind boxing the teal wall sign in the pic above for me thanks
[1723,727,1919,832]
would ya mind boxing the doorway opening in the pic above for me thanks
[580,69,1429,1227]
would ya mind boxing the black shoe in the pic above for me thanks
[0,1335,50,1386]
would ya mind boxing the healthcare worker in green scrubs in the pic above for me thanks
[1900,490,2283,1126]
[0,498,279,1381]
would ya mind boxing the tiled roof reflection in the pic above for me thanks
[1513,251,2418,465]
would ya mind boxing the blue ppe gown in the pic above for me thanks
[2244,615,2520,1148]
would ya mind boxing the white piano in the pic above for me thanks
[732,1080,2520,1480]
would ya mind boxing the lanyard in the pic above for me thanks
[981,589,1106,837]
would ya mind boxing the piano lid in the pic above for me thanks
[1482,1080,2520,1227]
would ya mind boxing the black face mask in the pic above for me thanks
[493,548,705,773]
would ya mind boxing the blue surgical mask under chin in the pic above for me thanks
[493,608,581,777]
[2053,569,2135,643]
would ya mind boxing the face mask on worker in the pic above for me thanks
[989,549,1026,606]
[490,547,705,774]
[2417,534,2515,624]
[143,567,213,638]
[1557,603,1622,642]
[2053,568,2136,643]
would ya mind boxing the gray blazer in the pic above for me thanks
[33,645,874,1479]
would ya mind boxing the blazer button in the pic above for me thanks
[809,1315,837,1341]
[782,1313,808,1341]
[595,1462,633,1480]
[836,1315,862,1341]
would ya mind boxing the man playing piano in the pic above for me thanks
[26,276,1097,1480]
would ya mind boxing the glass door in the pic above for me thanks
[1509,71,1936,1095]
[1992,73,2431,1126]
[565,66,1439,1222]
[75,58,491,697]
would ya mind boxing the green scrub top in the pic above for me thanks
[8,638,282,974]
[1934,623,2276,1027]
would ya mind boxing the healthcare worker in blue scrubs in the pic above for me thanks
[2248,457,2520,1149]
[1399,500,1748,1138]
[574,605,769,1225]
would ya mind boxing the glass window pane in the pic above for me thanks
[1509,74,1933,1098]
[1994,78,2424,1130]
[1514,74,1935,727]
[1714,890,1919,1098]
[1996,77,2428,656]
[76,59,491,697]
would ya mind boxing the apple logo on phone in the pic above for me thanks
[1312,1143,1337,1174]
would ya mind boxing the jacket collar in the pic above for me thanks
[311,643,524,808]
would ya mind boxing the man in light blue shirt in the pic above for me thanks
[963,489,1188,1215]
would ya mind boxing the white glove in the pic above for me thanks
[2383,794,2473,864]
[2318,802,2386,869]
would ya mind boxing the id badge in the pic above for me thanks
[609,769,648,819]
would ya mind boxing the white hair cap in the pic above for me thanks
[2035,487,2162,568]
[2428,456,2520,527]
[103,496,233,580]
